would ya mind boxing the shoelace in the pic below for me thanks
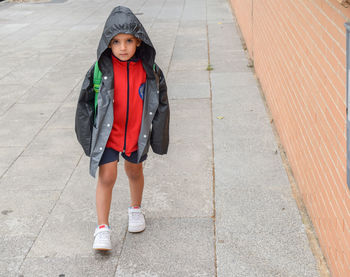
[130,210,144,221]
[96,230,110,240]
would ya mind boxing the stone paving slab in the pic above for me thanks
[0,155,80,191]
[0,189,61,236]
[22,128,81,157]
[115,217,215,277]
[167,70,210,99]
[0,146,23,176]
[0,257,23,277]
[0,119,44,147]
[18,256,118,277]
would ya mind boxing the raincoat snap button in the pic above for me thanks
[104,76,108,80]
[99,147,103,151]
[107,124,110,127]
[143,134,147,138]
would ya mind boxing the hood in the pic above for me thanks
[97,6,156,69]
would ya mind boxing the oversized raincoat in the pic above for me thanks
[75,6,170,177]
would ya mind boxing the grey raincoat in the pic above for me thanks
[75,6,170,177]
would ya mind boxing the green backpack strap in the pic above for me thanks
[93,61,102,119]
[153,63,160,91]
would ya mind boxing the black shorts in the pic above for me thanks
[98,147,147,166]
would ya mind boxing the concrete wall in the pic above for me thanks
[229,0,350,276]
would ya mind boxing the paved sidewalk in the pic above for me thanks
[0,0,320,276]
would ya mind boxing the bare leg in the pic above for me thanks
[96,161,118,226]
[124,160,144,207]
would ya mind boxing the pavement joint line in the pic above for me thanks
[112,224,128,276]
[206,0,218,276]
[17,152,84,272]
[140,0,160,30]
[169,97,210,100]
[164,0,185,78]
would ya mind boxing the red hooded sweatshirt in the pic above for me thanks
[105,54,146,156]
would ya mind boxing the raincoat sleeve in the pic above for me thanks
[75,63,95,157]
[151,63,170,154]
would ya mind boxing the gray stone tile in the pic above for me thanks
[168,98,212,144]
[0,155,79,191]
[17,70,82,104]
[206,0,234,23]
[0,84,27,116]
[22,128,82,157]
[0,190,60,236]
[169,59,209,74]
[209,55,252,73]
[167,70,210,99]
[0,102,57,122]
[143,142,213,218]
[0,66,12,79]
[139,98,213,219]
[172,37,208,59]
[64,82,82,105]
[0,146,23,176]
[156,0,184,20]
[0,23,28,39]
[115,217,215,277]
[208,22,245,50]
[0,257,23,277]
[182,2,206,21]
[211,71,259,89]
[46,102,77,129]
[17,85,68,104]
[215,216,319,276]
[178,20,207,36]
[0,103,58,146]
[19,256,117,277]
[0,119,43,147]
[0,234,35,260]
[26,205,126,258]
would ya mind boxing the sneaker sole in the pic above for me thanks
[128,225,146,233]
[93,246,112,251]
[93,244,112,250]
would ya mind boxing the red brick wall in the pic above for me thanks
[229,0,350,276]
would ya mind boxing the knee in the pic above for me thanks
[98,172,117,187]
[125,165,143,180]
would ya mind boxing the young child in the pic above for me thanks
[75,6,170,251]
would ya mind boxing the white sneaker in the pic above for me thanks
[93,224,112,250]
[128,206,146,233]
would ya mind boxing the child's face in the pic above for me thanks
[109,33,141,61]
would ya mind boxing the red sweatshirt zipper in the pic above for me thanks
[123,61,130,153]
